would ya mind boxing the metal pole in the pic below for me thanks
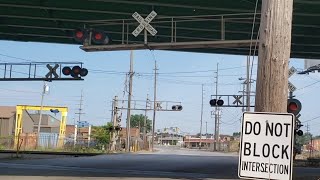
[151,60,157,151]
[199,84,204,149]
[246,56,250,111]
[126,50,134,152]
[37,82,46,147]
[143,94,149,150]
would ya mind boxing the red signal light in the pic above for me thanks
[287,99,302,115]
[62,67,71,76]
[94,33,102,40]
[288,102,298,111]
[91,29,109,45]
[73,29,88,43]
[72,66,81,75]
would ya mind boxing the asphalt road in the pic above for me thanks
[0,146,319,180]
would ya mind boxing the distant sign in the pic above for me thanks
[238,112,295,180]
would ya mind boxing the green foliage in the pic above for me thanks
[130,114,152,132]
[232,132,241,137]
[296,132,313,145]
[91,122,113,148]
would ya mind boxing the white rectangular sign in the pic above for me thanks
[238,112,295,180]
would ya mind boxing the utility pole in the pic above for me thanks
[255,0,294,113]
[143,94,149,150]
[75,90,85,140]
[214,63,219,151]
[199,84,204,149]
[246,56,251,111]
[37,82,49,147]
[151,60,158,151]
[205,121,208,149]
[126,50,134,152]
[111,96,118,151]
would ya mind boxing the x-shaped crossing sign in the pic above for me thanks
[45,64,59,79]
[233,95,243,105]
[132,11,158,37]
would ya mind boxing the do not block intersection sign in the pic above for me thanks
[238,112,295,180]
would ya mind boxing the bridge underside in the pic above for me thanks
[0,0,319,59]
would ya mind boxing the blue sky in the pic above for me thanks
[0,40,319,136]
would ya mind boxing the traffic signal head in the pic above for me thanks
[209,99,224,107]
[73,29,88,43]
[287,99,302,115]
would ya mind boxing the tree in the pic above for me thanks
[232,132,241,137]
[296,132,313,146]
[91,122,113,149]
[130,114,152,132]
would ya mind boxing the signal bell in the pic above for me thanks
[287,98,302,115]
[62,66,88,78]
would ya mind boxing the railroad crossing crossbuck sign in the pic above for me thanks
[238,112,295,180]
[132,11,158,37]
[46,64,59,78]
[288,67,297,92]
[233,95,243,105]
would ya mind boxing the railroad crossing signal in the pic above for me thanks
[287,98,302,116]
[45,64,59,78]
[209,99,224,106]
[172,105,183,111]
[62,66,88,78]
[132,11,158,37]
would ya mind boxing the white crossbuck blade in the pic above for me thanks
[132,11,158,37]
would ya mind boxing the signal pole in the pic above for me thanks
[199,84,204,148]
[151,60,158,151]
[126,50,134,152]
[255,0,293,113]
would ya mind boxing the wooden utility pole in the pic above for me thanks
[151,60,158,151]
[126,50,134,152]
[255,0,294,113]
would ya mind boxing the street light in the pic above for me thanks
[37,82,49,147]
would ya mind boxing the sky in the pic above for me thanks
[0,40,319,136]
